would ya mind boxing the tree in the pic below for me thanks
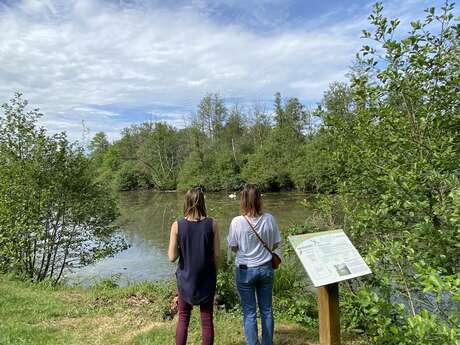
[291,129,337,192]
[220,104,247,166]
[324,3,460,344]
[274,92,284,126]
[136,122,183,190]
[274,92,308,135]
[242,94,307,190]
[88,131,109,154]
[247,104,272,150]
[0,93,125,283]
[241,128,297,190]
[196,93,227,140]
[319,82,354,127]
[283,97,308,135]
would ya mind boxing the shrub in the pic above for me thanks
[0,93,126,283]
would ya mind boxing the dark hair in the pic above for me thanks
[183,187,207,219]
[240,183,262,217]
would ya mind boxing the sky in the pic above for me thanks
[0,0,448,141]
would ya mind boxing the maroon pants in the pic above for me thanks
[176,294,214,345]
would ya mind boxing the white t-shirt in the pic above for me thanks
[227,213,281,267]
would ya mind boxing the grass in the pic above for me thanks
[0,274,319,345]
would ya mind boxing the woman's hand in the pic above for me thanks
[168,221,179,262]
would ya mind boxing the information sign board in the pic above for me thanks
[289,229,371,287]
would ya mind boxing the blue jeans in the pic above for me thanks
[236,262,274,345]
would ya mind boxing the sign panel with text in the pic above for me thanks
[289,229,372,287]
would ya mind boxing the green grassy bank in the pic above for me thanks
[0,274,320,345]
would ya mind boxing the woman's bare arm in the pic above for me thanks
[168,221,179,262]
[213,219,220,272]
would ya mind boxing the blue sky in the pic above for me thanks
[0,0,448,141]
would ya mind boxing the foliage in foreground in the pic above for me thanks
[315,3,460,344]
[0,96,126,283]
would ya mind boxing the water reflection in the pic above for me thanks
[69,191,310,286]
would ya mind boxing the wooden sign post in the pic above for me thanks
[289,230,372,345]
[317,283,340,345]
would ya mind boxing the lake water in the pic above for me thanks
[69,190,311,286]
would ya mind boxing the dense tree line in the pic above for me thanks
[89,90,338,192]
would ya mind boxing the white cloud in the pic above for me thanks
[0,0,436,140]
[72,107,119,117]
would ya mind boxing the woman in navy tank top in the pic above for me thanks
[168,187,220,345]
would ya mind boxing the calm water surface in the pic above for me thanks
[69,191,311,286]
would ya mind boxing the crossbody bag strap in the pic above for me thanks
[243,215,273,255]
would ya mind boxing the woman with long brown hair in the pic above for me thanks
[227,184,281,345]
[168,187,220,345]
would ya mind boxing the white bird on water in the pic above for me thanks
[228,193,237,199]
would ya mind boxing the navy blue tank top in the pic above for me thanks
[176,217,216,305]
